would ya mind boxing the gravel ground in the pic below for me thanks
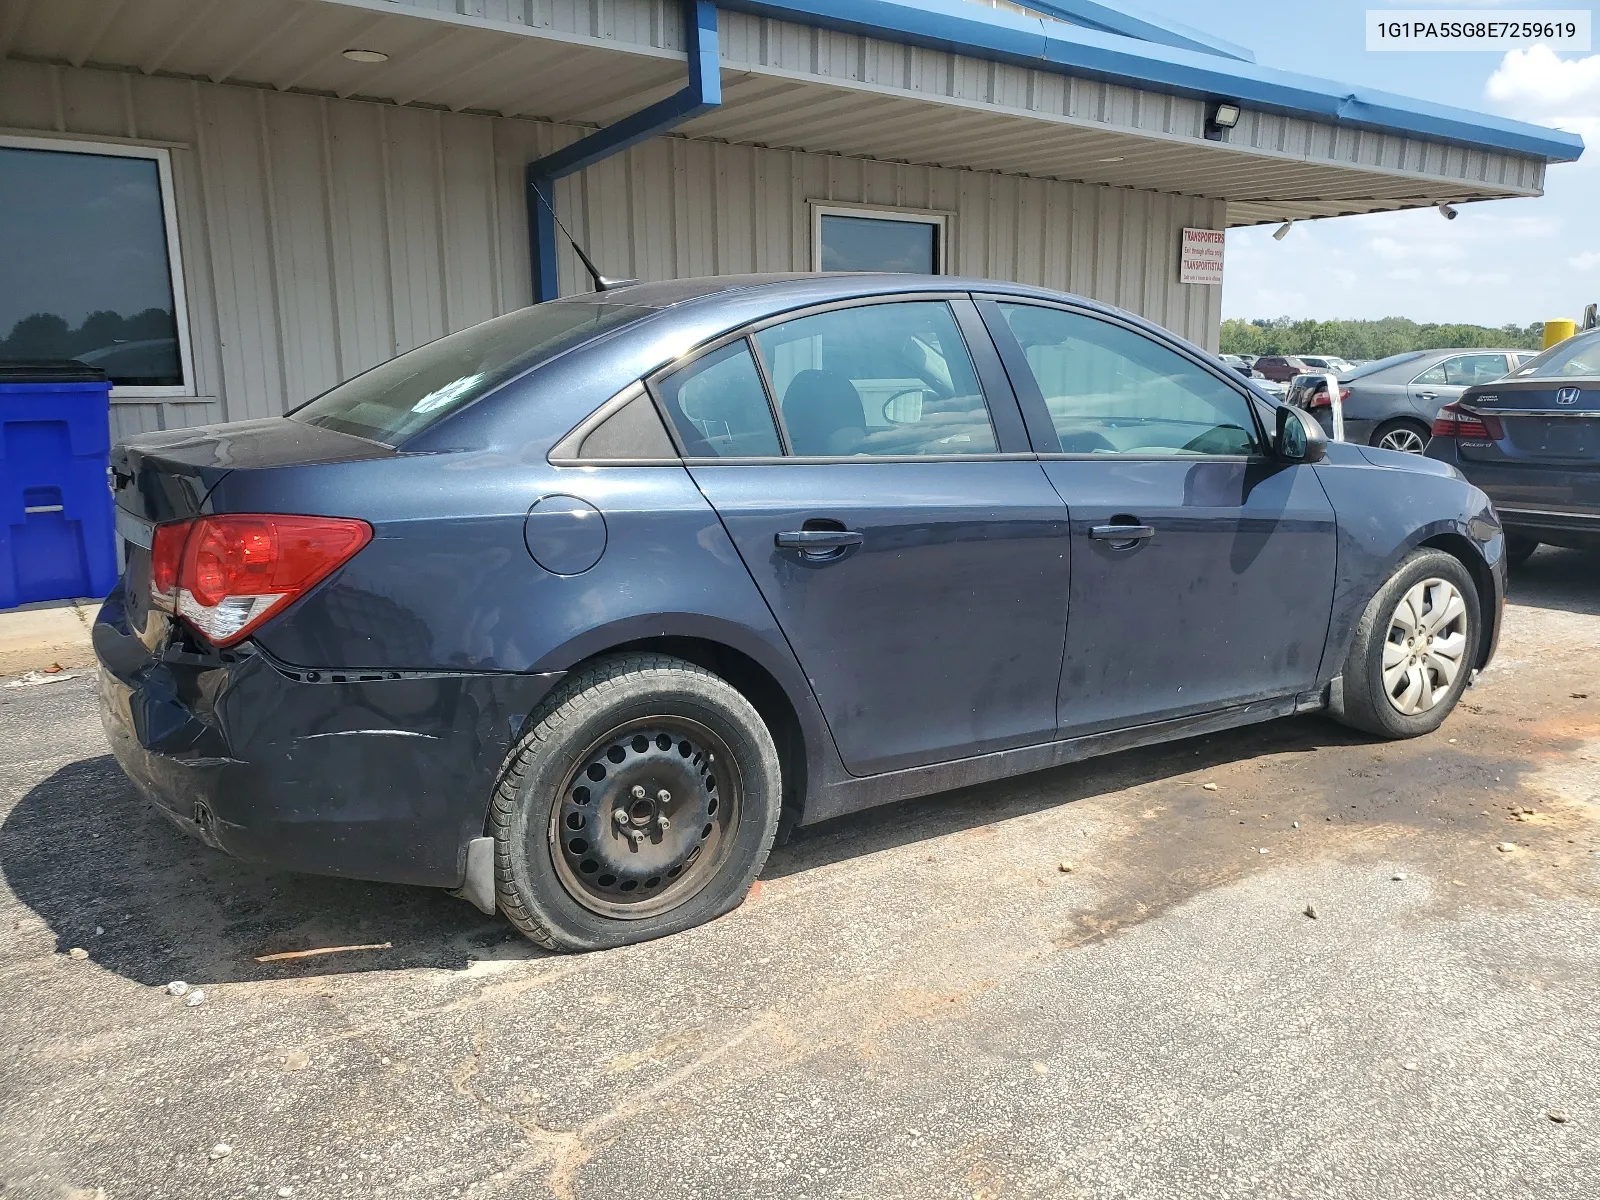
[3,548,1599,1199]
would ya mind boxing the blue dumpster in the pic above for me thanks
[0,361,118,609]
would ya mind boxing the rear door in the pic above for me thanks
[652,296,1071,776]
[979,300,1338,736]
[1406,353,1512,421]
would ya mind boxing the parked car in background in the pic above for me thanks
[1290,347,1531,453]
[1218,353,1251,373]
[1253,355,1312,383]
[1299,354,1355,375]
[95,274,1506,951]
[1427,328,1600,563]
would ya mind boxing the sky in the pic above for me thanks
[1123,0,1598,327]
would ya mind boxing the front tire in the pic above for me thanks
[1332,549,1480,739]
[490,653,781,951]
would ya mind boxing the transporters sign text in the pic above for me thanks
[1179,228,1225,286]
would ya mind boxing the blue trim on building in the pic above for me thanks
[1022,0,1254,63]
[526,0,722,301]
[717,0,1584,163]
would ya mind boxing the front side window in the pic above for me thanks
[997,304,1261,456]
[0,139,190,392]
[813,206,944,274]
[1413,354,1511,387]
[654,339,782,458]
[754,301,997,457]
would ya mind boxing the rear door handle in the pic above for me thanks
[775,529,864,550]
[1089,524,1155,542]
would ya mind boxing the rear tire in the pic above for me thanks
[1371,418,1430,455]
[1332,549,1480,739]
[1505,533,1540,568]
[490,653,781,952]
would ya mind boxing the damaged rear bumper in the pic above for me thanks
[94,588,561,889]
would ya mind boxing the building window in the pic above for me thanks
[0,136,193,396]
[811,204,946,274]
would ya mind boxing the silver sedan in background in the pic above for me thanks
[1288,347,1535,452]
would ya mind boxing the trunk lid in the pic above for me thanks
[1458,379,1600,464]
[111,418,394,650]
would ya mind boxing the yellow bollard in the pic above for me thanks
[1544,318,1577,348]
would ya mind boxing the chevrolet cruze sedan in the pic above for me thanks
[97,275,1506,951]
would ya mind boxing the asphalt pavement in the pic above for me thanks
[3,550,1599,1199]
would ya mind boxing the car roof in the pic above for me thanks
[590,272,1144,323]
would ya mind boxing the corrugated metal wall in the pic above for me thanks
[0,61,1224,438]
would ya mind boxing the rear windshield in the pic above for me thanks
[290,300,652,445]
[1511,329,1600,380]
[1340,351,1427,382]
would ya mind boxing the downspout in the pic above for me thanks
[526,0,722,301]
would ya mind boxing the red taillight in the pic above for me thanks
[148,514,371,646]
[1307,386,1351,409]
[1431,401,1504,441]
[150,521,187,600]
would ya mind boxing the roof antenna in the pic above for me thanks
[529,180,638,293]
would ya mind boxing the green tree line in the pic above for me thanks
[0,309,175,361]
[1221,316,1544,360]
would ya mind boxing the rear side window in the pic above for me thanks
[997,304,1260,456]
[290,300,651,445]
[655,340,783,458]
[1513,330,1600,379]
[1413,354,1510,387]
[753,301,997,457]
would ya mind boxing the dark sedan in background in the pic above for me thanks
[1427,328,1600,562]
[1290,347,1534,453]
[95,274,1506,951]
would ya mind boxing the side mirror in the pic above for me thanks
[1275,404,1327,463]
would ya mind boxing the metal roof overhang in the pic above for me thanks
[1,0,1580,227]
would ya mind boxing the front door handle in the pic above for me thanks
[1089,524,1155,542]
[775,529,864,551]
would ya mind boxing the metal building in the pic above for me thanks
[0,0,1583,438]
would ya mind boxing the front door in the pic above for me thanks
[651,298,1070,776]
[980,300,1338,737]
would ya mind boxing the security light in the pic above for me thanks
[342,48,389,63]
[1273,220,1293,241]
[1438,202,1458,220]
[1204,99,1242,140]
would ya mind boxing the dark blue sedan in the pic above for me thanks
[96,274,1506,951]
[1426,327,1600,562]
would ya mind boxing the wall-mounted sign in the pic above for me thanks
[1179,227,1226,286]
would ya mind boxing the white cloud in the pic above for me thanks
[1487,45,1600,113]
[1573,251,1600,271]
[1484,45,1600,148]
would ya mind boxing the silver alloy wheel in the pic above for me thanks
[1383,577,1470,715]
[1377,426,1427,454]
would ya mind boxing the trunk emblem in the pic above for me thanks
[1557,387,1581,405]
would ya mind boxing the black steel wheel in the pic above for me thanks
[551,717,739,920]
[490,653,781,951]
